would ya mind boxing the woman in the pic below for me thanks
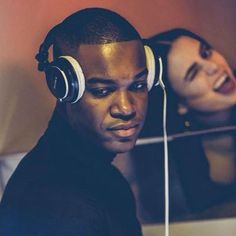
[131,29,236,222]
[148,28,236,128]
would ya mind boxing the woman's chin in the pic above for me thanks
[191,108,234,127]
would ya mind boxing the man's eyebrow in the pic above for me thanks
[86,69,148,85]
[184,62,198,82]
[134,68,148,80]
[86,78,116,85]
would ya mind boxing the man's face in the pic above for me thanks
[66,40,148,154]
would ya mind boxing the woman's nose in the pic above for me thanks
[110,91,136,120]
[202,60,218,76]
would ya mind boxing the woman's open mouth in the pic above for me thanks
[213,74,236,94]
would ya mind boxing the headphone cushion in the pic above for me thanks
[45,57,82,103]
[144,45,156,91]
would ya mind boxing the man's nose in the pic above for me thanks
[202,60,218,76]
[110,91,136,120]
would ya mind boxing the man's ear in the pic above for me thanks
[177,103,189,115]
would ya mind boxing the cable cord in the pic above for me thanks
[162,88,169,236]
[155,57,169,236]
[160,66,169,236]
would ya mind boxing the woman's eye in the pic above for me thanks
[201,44,212,59]
[130,82,147,92]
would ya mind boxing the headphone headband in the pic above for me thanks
[35,24,61,71]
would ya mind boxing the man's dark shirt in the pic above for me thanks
[0,111,142,236]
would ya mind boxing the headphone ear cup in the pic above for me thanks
[144,45,156,91]
[45,56,85,103]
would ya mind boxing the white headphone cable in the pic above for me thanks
[163,88,169,236]
[156,57,169,236]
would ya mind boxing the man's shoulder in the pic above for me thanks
[0,162,108,235]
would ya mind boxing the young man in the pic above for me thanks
[0,8,152,236]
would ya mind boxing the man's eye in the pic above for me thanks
[89,88,114,98]
[130,82,147,92]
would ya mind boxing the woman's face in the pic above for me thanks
[168,36,236,112]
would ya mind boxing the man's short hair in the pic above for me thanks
[53,8,142,57]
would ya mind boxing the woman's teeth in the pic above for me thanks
[213,74,228,90]
[213,73,236,95]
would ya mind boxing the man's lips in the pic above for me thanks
[107,123,139,138]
